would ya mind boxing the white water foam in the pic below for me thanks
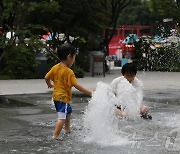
[83,82,129,146]
[113,77,142,120]
[158,112,180,128]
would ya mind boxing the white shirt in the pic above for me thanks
[110,76,144,118]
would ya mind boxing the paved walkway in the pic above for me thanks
[0,69,180,95]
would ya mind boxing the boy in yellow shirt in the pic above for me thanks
[45,43,92,140]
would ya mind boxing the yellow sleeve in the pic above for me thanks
[45,67,54,81]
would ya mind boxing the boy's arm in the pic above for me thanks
[45,74,54,88]
[74,83,92,96]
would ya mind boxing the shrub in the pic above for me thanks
[71,65,84,78]
[3,45,37,79]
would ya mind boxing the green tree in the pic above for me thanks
[118,0,155,25]
[0,0,35,60]
[149,0,180,23]
[0,0,110,78]
[0,0,43,78]
[102,0,132,55]
[3,45,37,78]
[27,0,109,49]
[177,0,180,7]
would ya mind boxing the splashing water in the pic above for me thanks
[83,82,129,146]
[115,77,142,120]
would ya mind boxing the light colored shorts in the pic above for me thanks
[54,101,72,120]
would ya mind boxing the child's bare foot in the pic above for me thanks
[52,136,63,141]
[64,129,71,134]
[65,131,71,134]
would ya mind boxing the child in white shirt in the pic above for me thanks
[110,63,151,119]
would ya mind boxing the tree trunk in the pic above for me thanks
[103,0,132,56]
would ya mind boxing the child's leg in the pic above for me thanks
[53,119,65,138]
[65,114,71,133]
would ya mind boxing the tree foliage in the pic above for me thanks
[0,0,111,78]
[27,0,109,49]
[1,0,179,78]
[118,0,155,25]
[3,44,37,78]
[102,0,132,54]
[149,0,180,23]
[177,0,180,8]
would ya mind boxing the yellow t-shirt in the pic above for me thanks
[46,64,78,103]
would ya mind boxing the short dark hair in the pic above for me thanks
[121,63,137,76]
[57,43,76,60]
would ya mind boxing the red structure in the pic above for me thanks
[108,25,151,57]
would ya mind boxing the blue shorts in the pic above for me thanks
[54,101,72,119]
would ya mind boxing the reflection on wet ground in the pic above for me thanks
[0,90,180,154]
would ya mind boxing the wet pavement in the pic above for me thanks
[0,93,90,154]
[0,70,180,154]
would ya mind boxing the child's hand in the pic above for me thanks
[90,90,94,96]
[45,78,53,88]
[48,84,54,88]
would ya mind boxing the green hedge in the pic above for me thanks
[3,45,37,79]
[71,65,84,78]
